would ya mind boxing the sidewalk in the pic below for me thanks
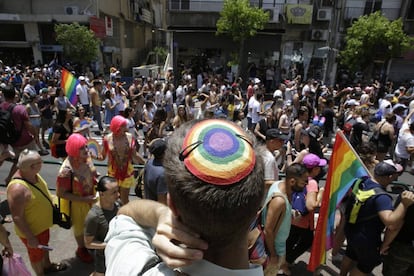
[1,187,94,275]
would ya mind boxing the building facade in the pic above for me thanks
[166,0,410,84]
[0,0,412,82]
[0,0,164,74]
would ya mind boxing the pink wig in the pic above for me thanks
[110,115,127,135]
[65,133,87,158]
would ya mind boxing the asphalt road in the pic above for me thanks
[1,128,409,274]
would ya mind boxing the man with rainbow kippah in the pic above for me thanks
[105,119,266,275]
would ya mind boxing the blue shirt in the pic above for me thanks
[144,158,167,201]
[345,178,393,246]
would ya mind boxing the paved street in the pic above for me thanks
[0,128,407,274]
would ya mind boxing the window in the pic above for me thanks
[364,0,382,15]
[408,1,414,19]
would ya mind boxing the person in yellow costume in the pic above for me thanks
[56,134,98,264]
[8,150,67,275]
[100,115,145,205]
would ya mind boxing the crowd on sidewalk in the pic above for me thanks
[0,59,414,275]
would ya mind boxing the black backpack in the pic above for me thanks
[344,178,392,224]
[0,104,21,144]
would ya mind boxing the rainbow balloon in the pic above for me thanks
[87,139,101,159]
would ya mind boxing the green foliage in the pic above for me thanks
[146,46,168,65]
[55,23,99,65]
[152,46,168,63]
[216,0,269,41]
[340,11,413,72]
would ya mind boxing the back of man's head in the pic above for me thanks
[164,119,264,246]
[2,85,16,100]
[286,163,308,180]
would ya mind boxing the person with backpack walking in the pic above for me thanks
[0,85,37,185]
[339,160,414,276]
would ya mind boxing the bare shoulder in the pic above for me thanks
[268,194,286,209]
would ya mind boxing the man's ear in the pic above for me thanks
[167,193,179,217]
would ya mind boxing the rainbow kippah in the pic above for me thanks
[180,119,256,185]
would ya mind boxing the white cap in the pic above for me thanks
[345,99,360,106]
[273,90,283,98]
[254,78,261,84]
[78,76,85,81]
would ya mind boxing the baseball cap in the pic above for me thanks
[149,138,167,158]
[78,76,86,81]
[302,153,327,169]
[266,128,289,141]
[40,88,48,93]
[254,78,261,84]
[374,160,403,176]
[392,103,408,112]
[273,90,283,98]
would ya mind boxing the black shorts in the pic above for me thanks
[345,241,382,273]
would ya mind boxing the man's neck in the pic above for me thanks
[98,200,115,211]
[17,171,37,184]
[203,239,250,270]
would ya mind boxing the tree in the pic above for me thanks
[216,0,269,79]
[340,11,413,78]
[55,23,99,66]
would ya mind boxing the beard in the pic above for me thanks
[292,184,305,192]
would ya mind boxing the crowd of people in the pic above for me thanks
[0,59,414,275]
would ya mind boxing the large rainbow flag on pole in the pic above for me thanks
[307,131,371,271]
[60,68,78,105]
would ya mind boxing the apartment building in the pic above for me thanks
[0,0,164,74]
[167,0,411,84]
[0,0,412,82]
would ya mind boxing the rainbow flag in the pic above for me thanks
[307,131,370,271]
[61,68,78,105]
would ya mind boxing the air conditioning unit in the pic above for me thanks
[311,29,329,41]
[64,6,79,15]
[265,7,280,23]
[317,8,332,21]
